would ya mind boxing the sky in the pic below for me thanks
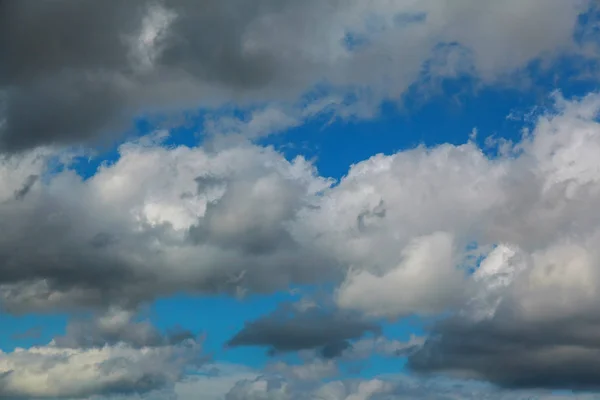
[2,1,600,399]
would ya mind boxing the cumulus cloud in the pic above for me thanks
[336,231,464,318]
[0,337,203,399]
[0,136,334,313]
[0,306,203,399]
[0,0,595,152]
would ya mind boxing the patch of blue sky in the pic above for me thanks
[0,312,68,351]
[67,112,204,180]
[262,60,599,180]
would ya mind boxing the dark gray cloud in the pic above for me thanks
[0,0,320,153]
[0,0,144,151]
[227,306,380,358]
[409,312,600,390]
[156,0,285,88]
[1,0,593,153]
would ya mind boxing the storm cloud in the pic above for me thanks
[409,313,600,390]
[227,307,380,358]
[0,0,594,152]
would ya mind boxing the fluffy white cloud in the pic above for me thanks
[336,231,463,317]
[0,339,202,398]
[290,92,600,322]
[0,135,334,312]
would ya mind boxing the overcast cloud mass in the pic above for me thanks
[2,0,600,399]
[1,0,595,151]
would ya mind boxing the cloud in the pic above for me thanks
[223,373,600,400]
[0,0,595,152]
[335,231,464,318]
[0,307,203,399]
[409,313,600,390]
[53,307,195,349]
[0,137,335,313]
[227,306,380,358]
[345,334,425,360]
[0,337,203,399]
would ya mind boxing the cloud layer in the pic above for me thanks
[1,0,595,152]
[2,91,600,393]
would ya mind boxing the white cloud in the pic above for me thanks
[345,334,425,360]
[0,339,202,399]
[0,138,334,312]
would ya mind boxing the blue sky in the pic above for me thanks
[2,1,600,400]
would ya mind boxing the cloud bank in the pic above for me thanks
[0,0,595,152]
